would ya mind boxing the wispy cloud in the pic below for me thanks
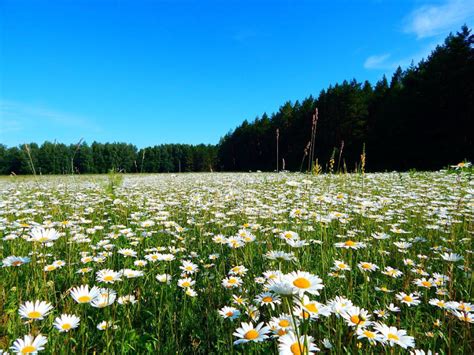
[404,0,474,39]
[364,53,393,70]
[0,100,101,135]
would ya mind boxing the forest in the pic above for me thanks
[1,26,472,174]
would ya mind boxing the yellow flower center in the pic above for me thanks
[244,329,259,340]
[104,275,114,281]
[21,345,36,354]
[279,319,290,327]
[403,295,413,302]
[293,277,310,289]
[338,263,346,269]
[12,261,23,266]
[228,279,237,284]
[305,303,318,313]
[345,240,355,247]
[363,330,375,339]
[27,311,41,319]
[225,311,234,317]
[78,295,92,303]
[277,328,287,336]
[290,342,306,355]
[362,263,371,269]
[388,333,399,341]
[62,323,72,330]
[262,296,273,303]
[182,281,191,287]
[421,281,431,287]
[350,315,360,324]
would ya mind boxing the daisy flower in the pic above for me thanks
[374,323,415,349]
[10,334,47,354]
[222,276,243,289]
[298,295,331,319]
[180,260,199,274]
[254,292,281,310]
[118,295,137,305]
[342,306,372,328]
[18,301,53,321]
[91,289,116,308]
[396,292,421,307]
[218,306,241,320]
[286,271,324,296]
[333,260,351,271]
[29,227,60,244]
[356,327,383,344]
[358,262,379,272]
[96,269,122,284]
[328,296,354,317]
[70,285,101,304]
[177,278,195,288]
[382,267,403,278]
[53,314,80,332]
[413,278,435,289]
[2,256,31,267]
[233,322,270,345]
[334,240,366,249]
[278,332,319,354]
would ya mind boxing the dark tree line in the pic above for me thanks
[0,142,217,174]
[218,26,473,172]
[1,27,472,175]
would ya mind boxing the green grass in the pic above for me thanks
[0,171,472,354]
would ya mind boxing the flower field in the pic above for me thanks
[0,171,472,354]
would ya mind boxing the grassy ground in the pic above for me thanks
[0,171,472,354]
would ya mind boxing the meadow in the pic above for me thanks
[0,170,472,354]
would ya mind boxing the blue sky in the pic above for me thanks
[1,0,473,148]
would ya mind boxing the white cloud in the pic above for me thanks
[404,0,474,39]
[364,53,393,69]
[0,100,101,145]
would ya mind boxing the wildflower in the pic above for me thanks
[70,285,101,304]
[382,267,403,278]
[18,301,53,321]
[222,276,243,289]
[254,292,281,310]
[396,292,421,307]
[278,332,319,354]
[53,314,80,332]
[413,278,435,288]
[91,289,116,308]
[29,227,60,244]
[10,334,47,354]
[156,273,172,283]
[96,269,122,284]
[180,260,199,274]
[233,322,270,345]
[218,306,241,320]
[440,253,463,262]
[328,296,353,317]
[298,295,331,319]
[178,278,195,288]
[356,327,383,344]
[286,271,324,296]
[358,261,378,272]
[334,240,366,249]
[342,306,372,328]
[118,295,137,305]
[2,256,31,267]
[333,260,351,271]
[374,323,415,349]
